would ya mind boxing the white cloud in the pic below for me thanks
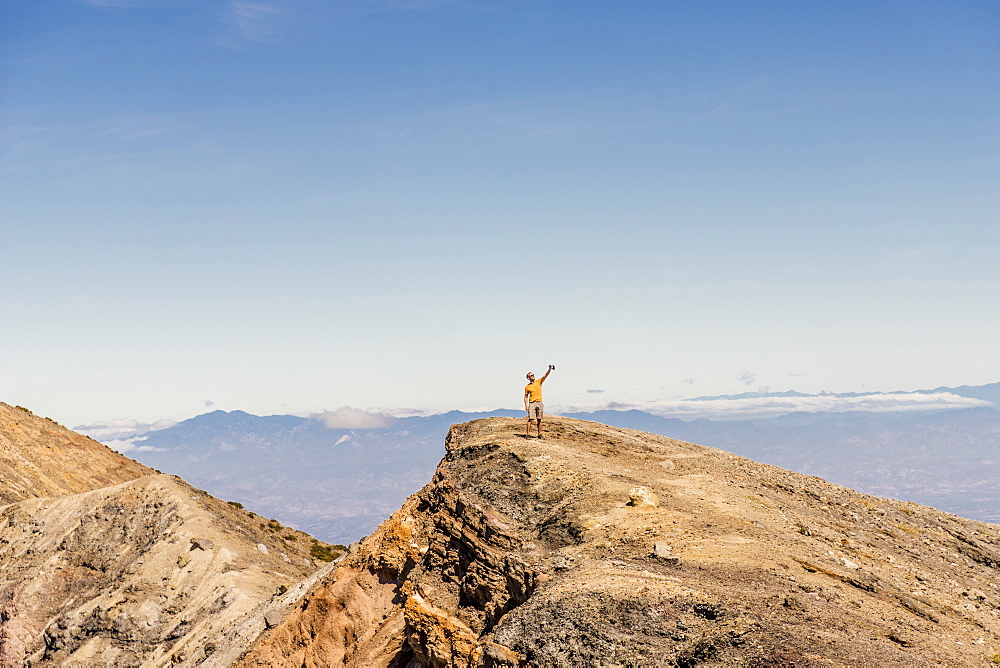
[736,370,757,386]
[313,407,395,429]
[368,406,440,418]
[100,438,166,454]
[226,0,285,43]
[75,418,176,454]
[553,392,991,421]
[75,418,177,443]
[102,438,139,453]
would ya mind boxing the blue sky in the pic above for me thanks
[2,0,998,426]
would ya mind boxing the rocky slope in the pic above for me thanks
[0,403,337,666]
[571,406,1000,524]
[240,416,1000,667]
[0,403,154,503]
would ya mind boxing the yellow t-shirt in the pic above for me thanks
[524,380,543,403]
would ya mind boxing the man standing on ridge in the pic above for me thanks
[524,364,554,438]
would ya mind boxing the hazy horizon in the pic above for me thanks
[70,380,998,451]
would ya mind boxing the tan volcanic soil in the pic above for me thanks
[242,416,1000,667]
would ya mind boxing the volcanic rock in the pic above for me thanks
[241,416,1000,667]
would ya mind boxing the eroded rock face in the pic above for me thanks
[0,475,328,666]
[242,417,1000,667]
[0,404,336,667]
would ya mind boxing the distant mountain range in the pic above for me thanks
[87,383,1000,544]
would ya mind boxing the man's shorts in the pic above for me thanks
[527,402,544,421]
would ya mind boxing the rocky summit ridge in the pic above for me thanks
[241,416,1000,667]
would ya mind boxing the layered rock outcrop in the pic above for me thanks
[241,416,1000,666]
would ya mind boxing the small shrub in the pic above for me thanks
[227,501,244,510]
[283,534,297,541]
[309,543,342,562]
